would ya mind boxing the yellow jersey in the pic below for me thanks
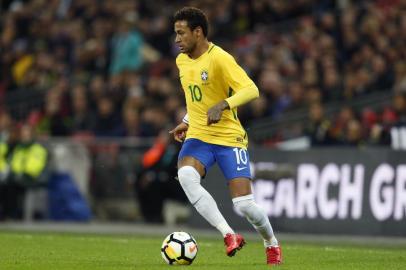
[176,43,258,148]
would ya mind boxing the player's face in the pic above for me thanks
[174,20,198,54]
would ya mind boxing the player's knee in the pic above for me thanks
[177,166,202,204]
[233,195,255,215]
[177,166,201,187]
[233,194,264,224]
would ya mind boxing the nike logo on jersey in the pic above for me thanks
[237,166,247,171]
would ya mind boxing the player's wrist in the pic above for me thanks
[182,114,189,125]
[219,100,230,111]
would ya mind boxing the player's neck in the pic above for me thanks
[188,40,210,59]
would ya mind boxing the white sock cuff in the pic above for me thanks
[178,166,200,179]
[216,222,235,237]
[232,194,254,204]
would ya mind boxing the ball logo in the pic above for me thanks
[189,244,197,253]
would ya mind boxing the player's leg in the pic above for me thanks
[229,179,278,247]
[215,145,282,265]
[229,179,281,265]
[177,139,235,240]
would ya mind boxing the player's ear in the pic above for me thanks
[194,26,202,38]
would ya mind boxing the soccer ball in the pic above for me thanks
[161,231,198,265]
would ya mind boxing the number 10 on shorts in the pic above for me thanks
[233,148,248,165]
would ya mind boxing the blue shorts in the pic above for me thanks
[178,138,252,180]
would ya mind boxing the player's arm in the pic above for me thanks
[224,84,259,109]
[207,52,259,125]
[171,56,190,141]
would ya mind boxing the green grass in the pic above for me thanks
[0,231,405,270]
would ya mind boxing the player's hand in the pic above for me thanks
[169,122,189,142]
[207,100,229,125]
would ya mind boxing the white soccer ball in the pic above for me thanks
[161,231,198,265]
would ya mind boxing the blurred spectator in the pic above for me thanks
[392,92,406,124]
[139,105,169,137]
[94,95,122,137]
[0,139,8,180]
[121,102,140,137]
[135,129,188,224]
[36,88,71,136]
[9,124,48,185]
[304,102,333,146]
[342,119,365,147]
[370,54,394,91]
[389,92,406,149]
[367,94,406,147]
[239,95,269,126]
[361,108,379,137]
[0,112,12,141]
[109,13,144,76]
[369,107,397,145]
[88,75,107,109]
[394,61,406,93]
[70,84,96,135]
[330,106,356,143]
[0,124,48,220]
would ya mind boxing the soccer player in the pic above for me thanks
[169,7,282,265]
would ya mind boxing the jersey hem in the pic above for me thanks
[185,136,248,149]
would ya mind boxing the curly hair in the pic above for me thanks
[173,7,209,37]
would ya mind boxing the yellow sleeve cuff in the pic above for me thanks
[225,84,259,109]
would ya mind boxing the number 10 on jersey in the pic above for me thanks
[188,85,202,102]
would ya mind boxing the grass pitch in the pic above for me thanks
[0,231,405,270]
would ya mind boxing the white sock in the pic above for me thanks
[233,194,278,247]
[178,166,234,237]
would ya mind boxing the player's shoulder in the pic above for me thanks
[176,53,189,66]
[210,44,235,62]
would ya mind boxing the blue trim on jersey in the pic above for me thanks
[178,138,251,180]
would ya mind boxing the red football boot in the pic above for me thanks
[266,245,282,265]
[224,233,246,257]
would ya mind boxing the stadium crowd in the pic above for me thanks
[0,0,405,147]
